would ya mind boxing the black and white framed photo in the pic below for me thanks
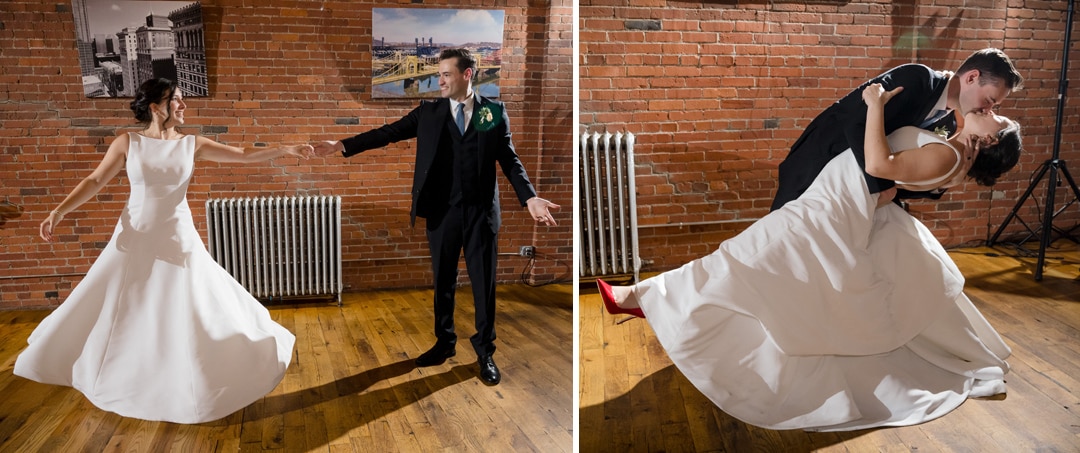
[371,8,505,99]
[71,0,207,98]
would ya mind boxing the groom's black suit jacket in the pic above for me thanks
[339,95,537,356]
[340,95,537,231]
[770,64,951,211]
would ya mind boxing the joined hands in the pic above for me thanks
[312,141,345,157]
[287,144,315,159]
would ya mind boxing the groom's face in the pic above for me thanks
[438,57,473,101]
[958,70,1011,116]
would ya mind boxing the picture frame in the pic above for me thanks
[371,8,505,99]
[71,0,208,98]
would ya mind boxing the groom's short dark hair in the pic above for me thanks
[439,48,478,79]
[958,48,1024,91]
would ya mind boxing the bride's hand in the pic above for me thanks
[285,144,314,159]
[959,133,994,173]
[939,132,996,189]
[40,211,62,242]
[862,83,904,108]
[962,134,979,161]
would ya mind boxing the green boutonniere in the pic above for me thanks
[933,125,950,139]
[473,103,503,132]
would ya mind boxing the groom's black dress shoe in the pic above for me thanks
[415,343,455,367]
[478,355,501,385]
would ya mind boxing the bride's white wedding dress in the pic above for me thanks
[634,127,1010,431]
[15,133,296,424]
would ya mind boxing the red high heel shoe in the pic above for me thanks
[597,279,645,318]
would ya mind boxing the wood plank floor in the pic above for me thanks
[580,240,1080,452]
[0,283,573,452]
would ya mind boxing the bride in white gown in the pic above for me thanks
[15,78,312,424]
[597,83,1022,431]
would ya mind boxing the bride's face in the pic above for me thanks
[154,91,186,126]
[962,111,1010,147]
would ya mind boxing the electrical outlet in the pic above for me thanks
[519,245,535,257]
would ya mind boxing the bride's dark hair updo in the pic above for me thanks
[968,119,1022,187]
[129,78,177,123]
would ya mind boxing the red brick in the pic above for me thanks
[580,0,1080,274]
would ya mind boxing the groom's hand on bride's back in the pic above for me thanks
[312,141,344,157]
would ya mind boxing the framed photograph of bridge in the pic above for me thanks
[71,0,208,98]
[371,8,505,99]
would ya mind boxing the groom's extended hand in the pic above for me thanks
[312,141,345,157]
[526,197,560,226]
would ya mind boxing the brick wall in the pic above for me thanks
[580,0,1080,274]
[0,0,573,309]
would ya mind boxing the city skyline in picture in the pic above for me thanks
[371,8,505,99]
[71,0,207,98]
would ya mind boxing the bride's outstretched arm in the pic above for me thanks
[40,133,130,242]
[194,136,313,163]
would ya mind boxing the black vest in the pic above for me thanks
[414,111,482,219]
[446,114,480,206]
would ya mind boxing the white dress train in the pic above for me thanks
[635,127,1010,431]
[15,133,296,424]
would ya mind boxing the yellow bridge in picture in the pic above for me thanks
[372,52,500,85]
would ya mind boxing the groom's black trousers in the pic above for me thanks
[425,203,499,358]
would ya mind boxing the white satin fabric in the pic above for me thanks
[637,132,1009,431]
[15,133,295,424]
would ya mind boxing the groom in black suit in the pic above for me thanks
[314,48,559,386]
[771,48,1023,211]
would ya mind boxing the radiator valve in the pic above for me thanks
[519,246,535,257]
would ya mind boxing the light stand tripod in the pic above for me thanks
[987,0,1080,281]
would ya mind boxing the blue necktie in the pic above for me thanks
[919,109,950,129]
[455,103,466,134]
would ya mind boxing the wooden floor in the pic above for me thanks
[580,241,1080,452]
[0,283,573,452]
